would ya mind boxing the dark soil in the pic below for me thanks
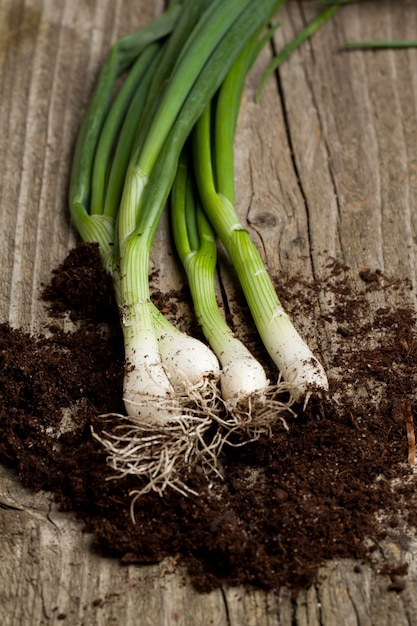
[1,242,416,594]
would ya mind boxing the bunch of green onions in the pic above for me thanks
[69,0,332,497]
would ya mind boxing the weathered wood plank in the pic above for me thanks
[1,0,417,624]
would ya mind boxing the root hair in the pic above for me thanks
[222,379,296,436]
[92,378,298,521]
[93,377,226,521]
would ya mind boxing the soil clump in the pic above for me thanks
[0,242,416,594]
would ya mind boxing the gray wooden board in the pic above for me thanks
[1,0,417,623]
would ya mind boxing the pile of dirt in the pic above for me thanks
[0,242,416,593]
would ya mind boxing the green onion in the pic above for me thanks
[342,40,417,50]
[92,0,290,496]
[69,0,334,496]
[190,29,329,403]
[171,27,299,431]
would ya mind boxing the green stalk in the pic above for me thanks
[118,0,256,242]
[68,43,159,279]
[213,3,285,202]
[255,4,341,101]
[91,43,161,219]
[102,46,164,226]
[68,4,182,276]
[126,0,208,175]
[343,40,417,49]
[172,151,234,358]
[69,4,181,222]
[124,0,284,246]
[143,0,209,121]
[193,102,281,335]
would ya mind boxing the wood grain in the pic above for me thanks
[1,1,417,623]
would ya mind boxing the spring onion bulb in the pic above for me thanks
[152,304,220,392]
[118,277,221,423]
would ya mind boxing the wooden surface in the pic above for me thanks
[1,0,417,624]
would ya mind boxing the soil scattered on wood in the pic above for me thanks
[1,242,416,594]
